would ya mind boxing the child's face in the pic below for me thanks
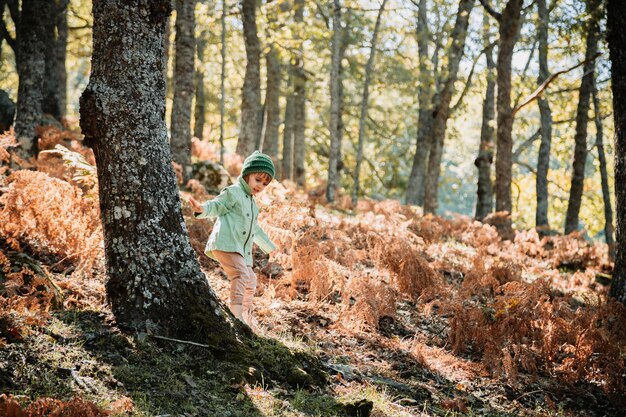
[245,172,272,195]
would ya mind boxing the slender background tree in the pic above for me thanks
[262,0,281,165]
[564,0,602,235]
[535,0,553,230]
[607,0,626,304]
[194,29,207,141]
[422,0,474,214]
[12,0,51,159]
[474,9,496,221]
[236,0,261,156]
[353,0,387,206]
[292,0,307,187]
[484,0,524,239]
[327,0,343,203]
[406,0,433,206]
[170,0,196,183]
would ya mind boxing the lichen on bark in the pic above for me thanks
[79,0,238,346]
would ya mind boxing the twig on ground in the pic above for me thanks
[151,334,212,349]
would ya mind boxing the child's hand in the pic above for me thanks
[188,197,204,213]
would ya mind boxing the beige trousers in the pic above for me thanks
[212,250,257,324]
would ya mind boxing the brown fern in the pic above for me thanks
[0,171,103,277]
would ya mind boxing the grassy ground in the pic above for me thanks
[1,260,622,417]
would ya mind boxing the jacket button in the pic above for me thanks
[247,213,250,217]
[243,231,246,235]
[247,251,251,255]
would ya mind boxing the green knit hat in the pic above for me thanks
[241,151,275,179]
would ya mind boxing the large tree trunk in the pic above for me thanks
[564,0,600,235]
[194,32,207,140]
[535,0,553,230]
[422,0,474,214]
[42,0,67,121]
[262,0,281,165]
[474,10,496,221]
[352,0,387,205]
[494,0,523,239]
[14,0,50,159]
[236,0,261,156]
[406,0,433,206]
[79,0,240,344]
[170,0,196,183]
[326,0,342,203]
[593,79,615,260]
[607,0,626,305]
[292,0,306,187]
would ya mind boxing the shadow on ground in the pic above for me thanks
[51,309,360,416]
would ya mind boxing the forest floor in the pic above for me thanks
[1,131,625,416]
[1,213,624,417]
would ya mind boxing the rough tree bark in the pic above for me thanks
[263,0,281,165]
[352,0,387,205]
[163,12,171,90]
[406,0,433,206]
[236,0,262,156]
[79,0,240,345]
[170,0,196,183]
[607,0,626,305]
[292,0,307,187]
[14,0,50,158]
[564,0,600,235]
[422,0,474,214]
[194,31,207,140]
[535,0,553,230]
[474,9,496,221]
[327,0,342,203]
[489,0,523,239]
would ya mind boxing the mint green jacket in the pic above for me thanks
[195,176,276,266]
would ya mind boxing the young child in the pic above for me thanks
[189,151,276,327]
